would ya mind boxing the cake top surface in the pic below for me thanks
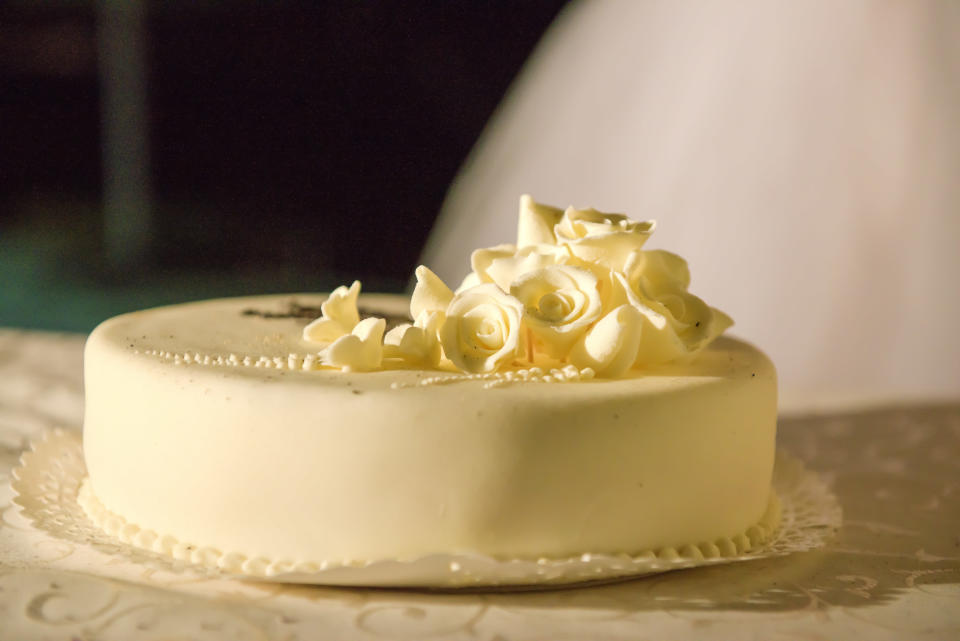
[90,293,770,396]
[91,195,746,388]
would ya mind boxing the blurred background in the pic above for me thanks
[423,0,960,412]
[2,0,958,410]
[0,0,567,332]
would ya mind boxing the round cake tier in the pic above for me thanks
[82,294,777,564]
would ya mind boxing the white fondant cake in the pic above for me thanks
[80,196,779,577]
[82,293,777,569]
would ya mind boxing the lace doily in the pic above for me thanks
[12,429,840,589]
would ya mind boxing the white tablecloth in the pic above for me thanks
[1,329,957,640]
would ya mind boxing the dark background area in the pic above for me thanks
[0,1,567,331]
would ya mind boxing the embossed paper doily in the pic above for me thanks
[11,430,841,589]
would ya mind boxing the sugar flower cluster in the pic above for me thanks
[303,195,732,378]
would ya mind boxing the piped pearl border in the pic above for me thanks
[390,365,597,389]
[139,348,320,372]
[140,346,599,389]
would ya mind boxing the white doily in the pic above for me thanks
[11,429,841,589]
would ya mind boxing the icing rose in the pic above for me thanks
[514,196,656,272]
[568,304,644,377]
[384,266,450,368]
[613,259,734,366]
[553,206,655,272]
[319,317,385,372]
[303,280,361,343]
[301,195,732,379]
[510,265,603,357]
[634,290,733,365]
[383,311,443,368]
[469,243,566,292]
[440,284,524,373]
[410,265,453,319]
[516,194,563,247]
[628,249,691,296]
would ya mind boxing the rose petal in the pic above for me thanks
[569,304,643,378]
[320,317,385,372]
[516,194,563,247]
[411,266,454,319]
[303,280,361,344]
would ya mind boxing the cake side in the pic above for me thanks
[82,294,777,563]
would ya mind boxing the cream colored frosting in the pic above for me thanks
[75,476,781,578]
[82,293,777,566]
[303,196,732,375]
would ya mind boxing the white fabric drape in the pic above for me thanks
[422,0,960,413]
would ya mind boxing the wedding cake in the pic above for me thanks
[79,196,778,578]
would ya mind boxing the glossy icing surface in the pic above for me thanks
[82,294,778,564]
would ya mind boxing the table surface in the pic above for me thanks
[0,329,957,641]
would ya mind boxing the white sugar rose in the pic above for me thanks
[383,310,444,368]
[440,284,524,373]
[319,316,385,372]
[635,289,732,364]
[301,197,730,378]
[554,206,655,272]
[514,194,657,283]
[510,265,603,358]
[568,304,644,378]
[386,266,452,368]
[469,243,567,292]
[410,265,453,319]
[516,194,563,247]
[612,266,733,367]
[628,251,733,358]
[626,249,691,297]
[302,280,361,344]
